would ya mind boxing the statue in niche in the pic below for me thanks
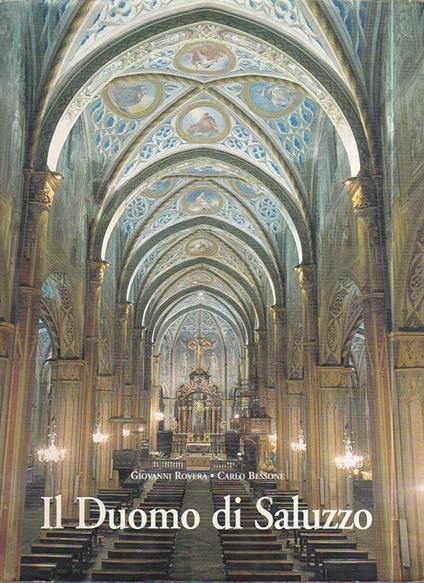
[171,418,179,433]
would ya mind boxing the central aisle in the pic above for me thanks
[168,479,226,581]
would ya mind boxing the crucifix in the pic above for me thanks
[187,335,212,368]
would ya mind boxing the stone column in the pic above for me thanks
[294,264,320,508]
[286,385,305,495]
[95,375,114,489]
[149,351,160,450]
[271,306,289,487]
[50,359,84,517]
[112,302,132,454]
[0,171,62,580]
[393,332,424,580]
[255,329,267,413]
[134,327,146,421]
[346,176,401,580]
[78,259,108,497]
[318,366,354,510]
[0,322,15,489]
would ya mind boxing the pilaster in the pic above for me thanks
[392,332,424,579]
[78,259,108,497]
[95,375,114,489]
[294,264,320,508]
[50,359,84,516]
[346,176,401,580]
[270,306,289,487]
[0,171,62,580]
[318,366,354,509]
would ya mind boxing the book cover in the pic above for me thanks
[0,0,423,581]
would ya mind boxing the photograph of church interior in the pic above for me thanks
[0,0,423,582]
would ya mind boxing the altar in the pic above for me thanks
[186,442,211,454]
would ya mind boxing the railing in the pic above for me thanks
[148,459,187,470]
[211,459,241,471]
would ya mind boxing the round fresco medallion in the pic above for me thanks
[182,187,224,215]
[186,237,219,257]
[243,82,303,118]
[174,41,236,75]
[143,179,173,198]
[231,179,262,199]
[176,102,231,144]
[102,77,163,119]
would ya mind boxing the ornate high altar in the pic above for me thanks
[172,337,226,457]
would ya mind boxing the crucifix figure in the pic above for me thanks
[187,335,212,368]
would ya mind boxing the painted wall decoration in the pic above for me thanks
[174,41,236,75]
[176,102,231,143]
[189,272,214,285]
[182,187,224,215]
[144,178,173,198]
[244,81,304,118]
[186,237,219,257]
[102,77,163,118]
[230,179,263,198]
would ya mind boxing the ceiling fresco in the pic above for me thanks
[58,1,339,78]
[35,1,372,385]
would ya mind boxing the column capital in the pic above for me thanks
[318,365,355,388]
[255,328,267,343]
[0,321,15,358]
[116,302,132,321]
[26,170,63,210]
[50,359,85,382]
[294,264,316,288]
[344,176,377,211]
[270,305,286,323]
[391,331,424,368]
[88,260,109,287]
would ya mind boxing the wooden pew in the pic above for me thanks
[21,553,73,575]
[20,562,57,581]
[31,542,85,561]
[226,569,301,582]
[322,559,377,581]
[306,540,357,564]
[91,568,168,580]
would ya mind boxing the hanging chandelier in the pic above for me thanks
[92,423,109,444]
[333,428,363,473]
[37,422,66,463]
[122,428,131,437]
[291,428,306,453]
[154,411,165,422]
